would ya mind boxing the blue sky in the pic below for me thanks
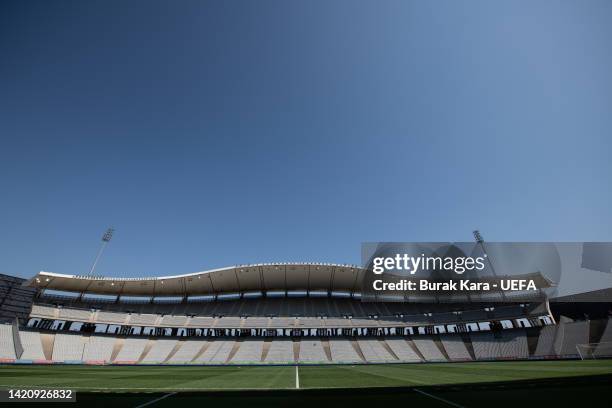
[1,0,611,279]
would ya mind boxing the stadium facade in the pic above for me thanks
[0,262,610,365]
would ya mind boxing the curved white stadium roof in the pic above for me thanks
[24,263,365,297]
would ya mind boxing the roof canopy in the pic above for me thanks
[24,263,365,297]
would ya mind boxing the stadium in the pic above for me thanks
[1,261,612,407]
[2,0,612,406]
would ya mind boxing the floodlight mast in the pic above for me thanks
[473,230,496,275]
[473,229,506,301]
[88,228,114,276]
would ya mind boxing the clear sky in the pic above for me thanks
[1,0,611,279]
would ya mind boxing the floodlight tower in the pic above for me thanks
[473,230,497,275]
[88,227,114,276]
[473,229,506,300]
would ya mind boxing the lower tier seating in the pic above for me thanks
[0,324,588,365]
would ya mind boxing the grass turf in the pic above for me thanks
[1,360,612,391]
[71,380,612,408]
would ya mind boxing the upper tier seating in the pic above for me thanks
[160,315,188,326]
[129,314,158,325]
[30,305,57,318]
[96,311,128,324]
[29,298,538,329]
[0,274,36,323]
[58,307,92,322]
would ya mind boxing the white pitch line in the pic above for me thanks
[134,392,177,408]
[0,385,284,391]
[414,389,466,408]
[295,365,300,389]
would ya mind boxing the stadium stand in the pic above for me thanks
[297,317,323,328]
[96,311,128,324]
[594,318,612,357]
[24,298,542,329]
[265,339,294,363]
[242,317,269,329]
[230,339,264,363]
[82,335,116,362]
[534,325,557,357]
[298,339,328,363]
[187,317,215,327]
[498,329,529,359]
[113,337,148,363]
[384,338,422,362]
[30,305,57,319]
[141,338,177,363]
[0,266,605,366]
[357,338,396,362]
[0,324,16,360]
[328,338,362,363]
[470,329,529,360]
[129,314,158,325]
[18,330,45,360]
[52,333,84,362]
[470,332,499,359]
[160,315,188,326]
[195,339,235,363]
[166,339,207,363]
[412,336,446,361]
[0,274,36,323]
[556,320,590,358]
[440,334,472,361]
[58,307,92,322]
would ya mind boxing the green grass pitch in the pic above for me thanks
[1,360,612,391]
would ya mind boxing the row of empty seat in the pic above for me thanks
[1,317,605,364]
[329,338,361,363]
[412,336,446,361]
[0,328,521,363]
[0,324,16,359]
[440,334,472,360]
[30,300,536,328]
[554,320,589,357]
[594,317,612,357]
[532,318,591,358]
[0,274,36,323]
[358,338,396,362]
[470,330,529,360]
[36,297,507,319]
